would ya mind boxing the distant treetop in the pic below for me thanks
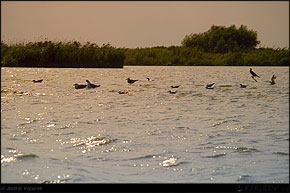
[181,25,260,53]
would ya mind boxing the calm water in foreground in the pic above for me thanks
[1,66,289,183]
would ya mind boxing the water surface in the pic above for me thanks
[1,66,289,183]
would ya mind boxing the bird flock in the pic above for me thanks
[31,68,277,95]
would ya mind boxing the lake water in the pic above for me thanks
[1,66,289,183]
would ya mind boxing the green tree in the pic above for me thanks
[182,25,260,53]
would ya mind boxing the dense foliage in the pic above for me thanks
[123,46,289,66]
[1,41,125,68]
[181,25,260,53]
[1,25,289,67]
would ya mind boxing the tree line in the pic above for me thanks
[182,25,260,53]
[1,25,289,67]
[124,46,289,66]
[1,41,125,68]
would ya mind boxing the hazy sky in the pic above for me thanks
[1,1,289,48]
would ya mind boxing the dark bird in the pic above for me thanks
[206,83,215,89]
[269,74,276,85]
[240,84,247,88]
[32,79,43,83]
[168,90,177,94]
[74,84,87,89]
[86,80,100,88]
[250,68,260,78]
[171,85,180,89]
[127,78,138,84]
[250,68,260,82]
[118,90,129,94]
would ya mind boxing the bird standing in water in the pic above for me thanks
[168,90,177,94]
[74,84,87,89]
[147,77,154,81]
[250,68,260,82]
[269,74,276,85]
[206,83,215,89]
[127,78,138,84]
[240,84,247,88]
[32,79,43,83]
[86,80,100,88]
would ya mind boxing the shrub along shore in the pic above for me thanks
[1,41,125,68]
[1,25,289,68]
[1,41,288,68]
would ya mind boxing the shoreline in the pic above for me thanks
[1,41,289,68]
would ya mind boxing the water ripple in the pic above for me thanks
[1,66,288,183]
[202,152,227,158]
[235,147,260,153]
[61,136,114,154]
[273,152,289,156]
